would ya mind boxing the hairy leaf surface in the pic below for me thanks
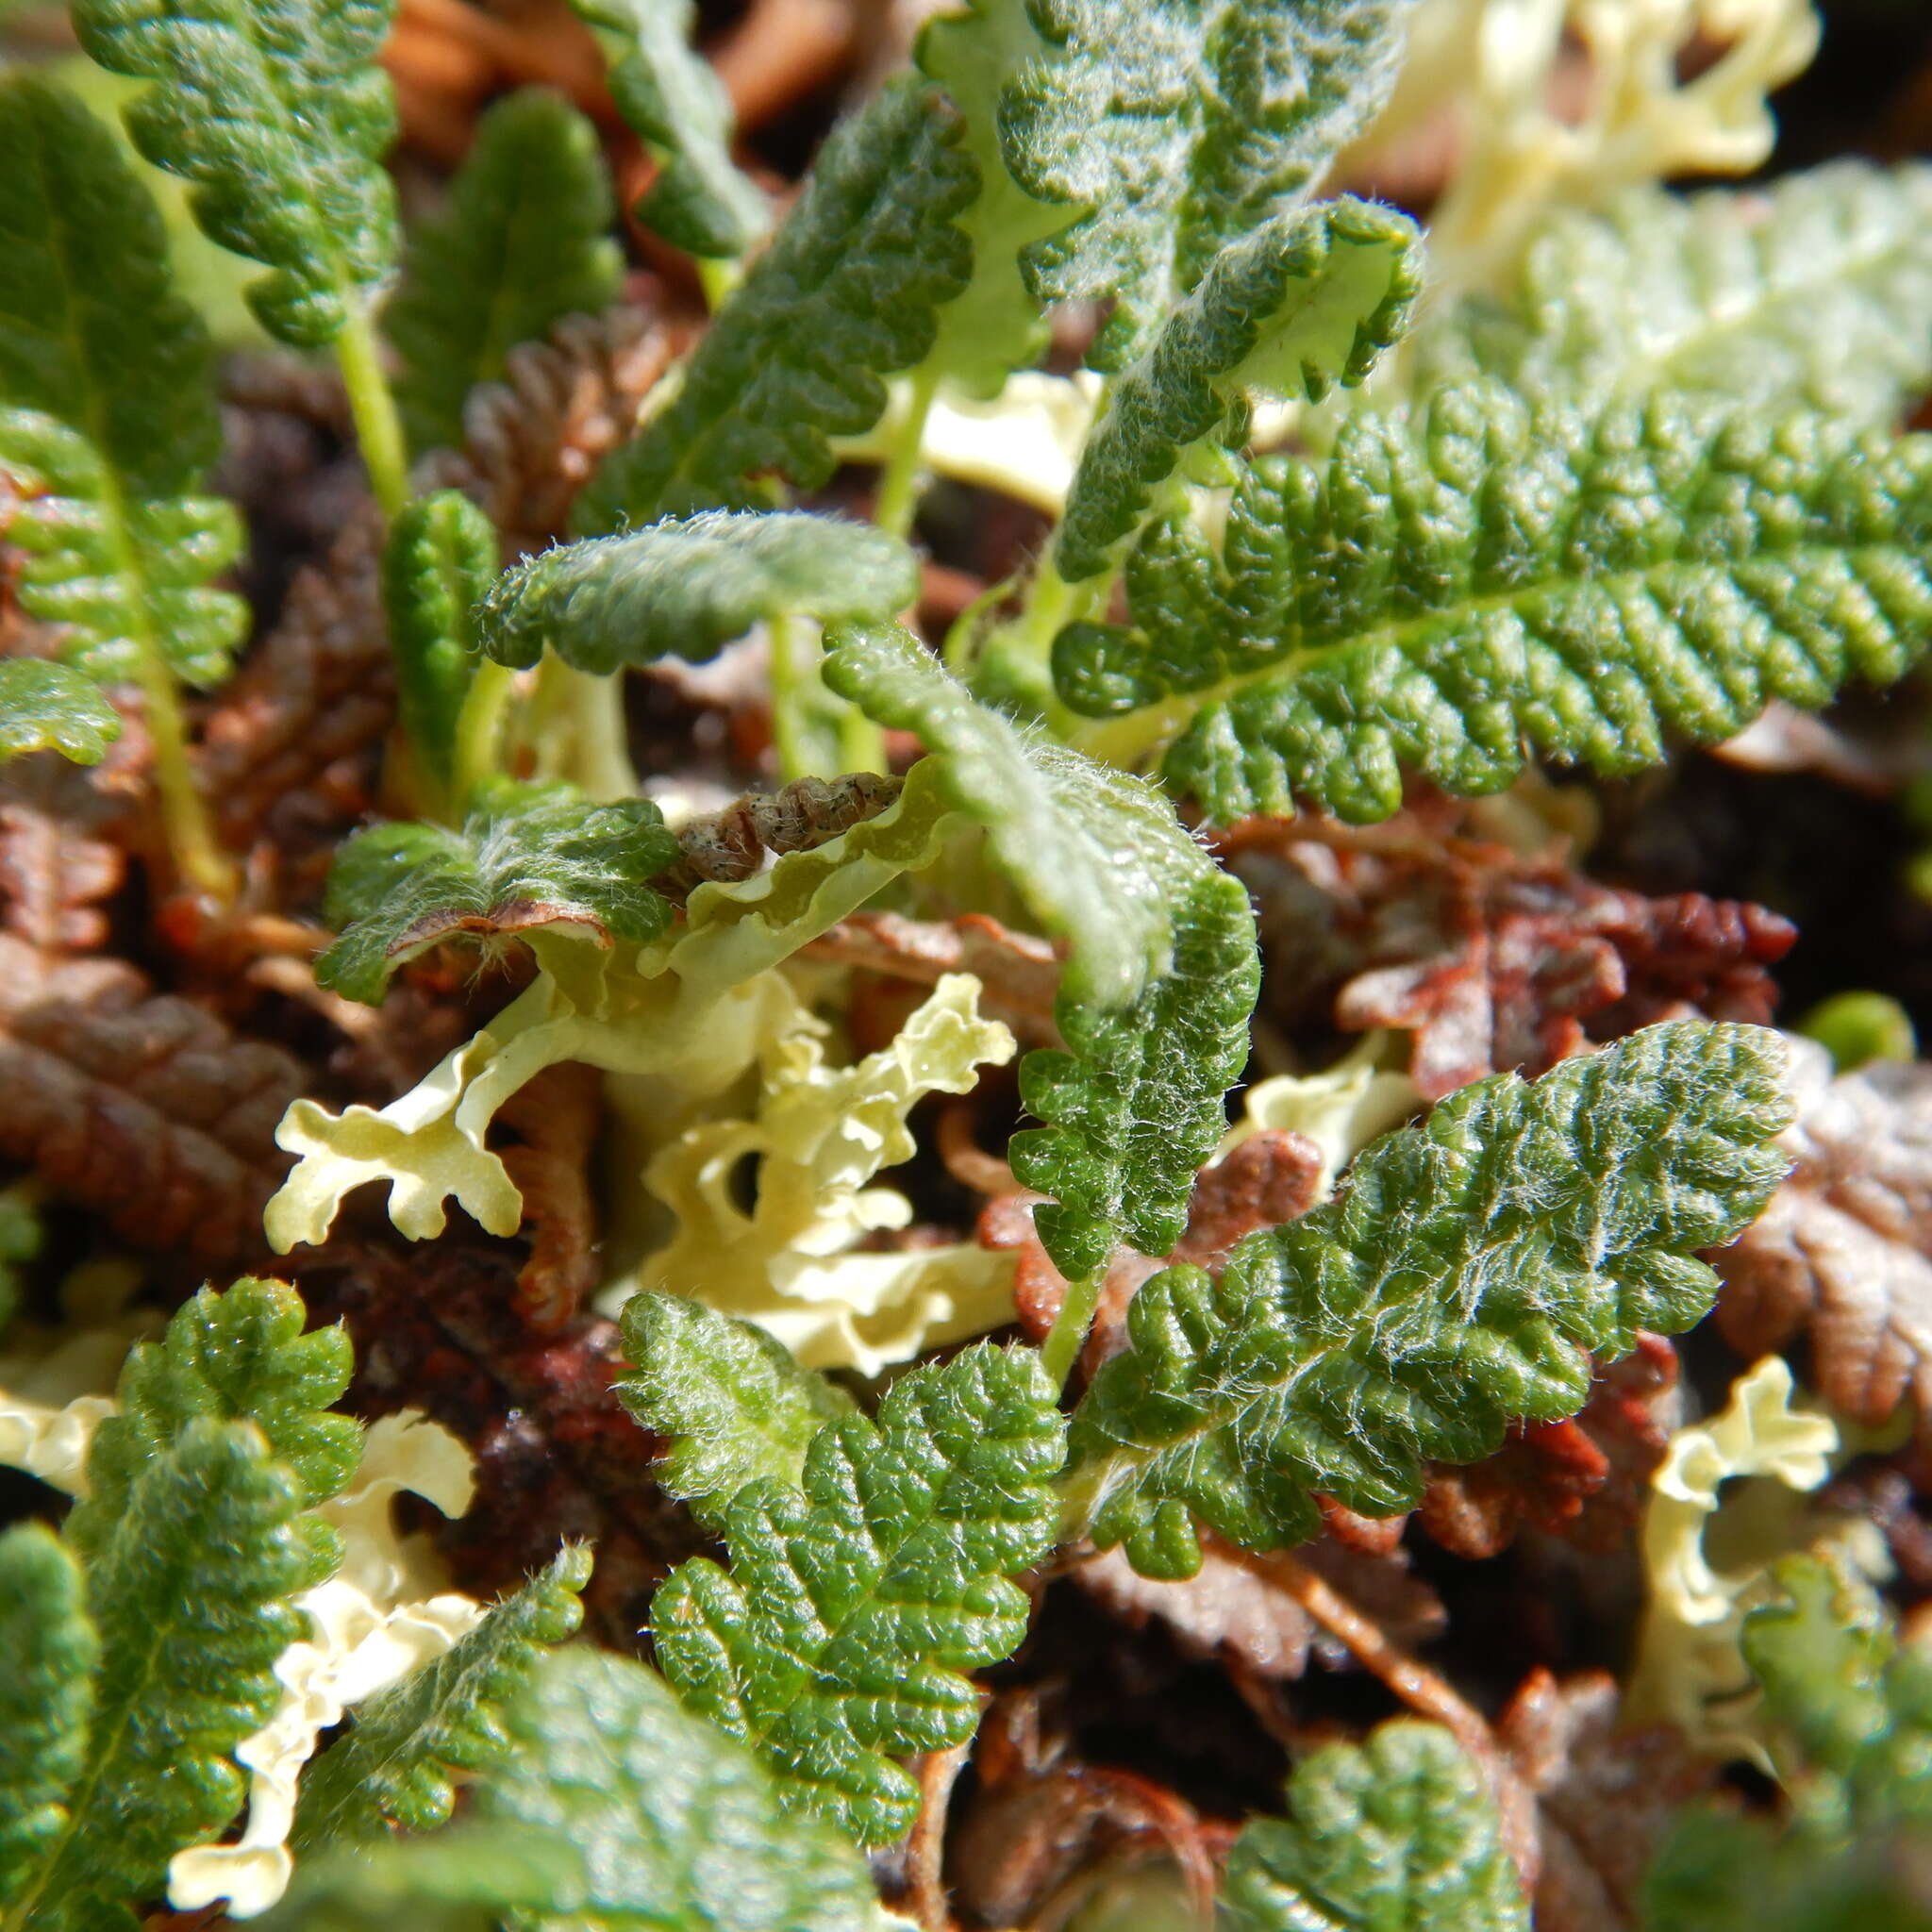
[574,77,974,533]
[69,0,400,347]
[572,0,766,258]
[1056,195,1423,581]
[616,1292,855,1530]
[316,780,678,1004]
[387,89,622,454]
[1058,381,1932,824]
[478,511,920,673]
[0,661,122,766]
[825,622,1258,1275]
[1221,1722,1527,1932]
[291,1545,591,1847]
[1067,1023,1790,1577]
[1000,0,1415,367]
[653,1343,1063,1846]
[0,1524,96,1906]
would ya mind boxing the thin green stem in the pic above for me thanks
[450,658,516,810]
[335,306,410,522]
[874,366,940,541]
[135,651,234,902]
[1040,1268,1105,1392]
[768,610,815,782]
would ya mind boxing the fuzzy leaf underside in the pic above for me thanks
[23,1419,318,1931]
[1057,381,1932,824]
[572,0,766,258]
[0,660,122,765]
[1056,194,1424,582]
[478,511,921,673]
[1000,0,1416,368]
[316,779,679,1004]
[574,76,974,534]
[0,78,245,691]
[291,1544,592,1849]
[1412,161,1932,427]
[0,1524,97,1906]
[615,1292,856,1531]
[824,622,1258,1276]
[1067,1023,1790,1579]
[387,88,623,454]
[1221,1722,1528,1932]
[380,489,497,791]
[652,1343,1064,1846]
[69,0,399,347]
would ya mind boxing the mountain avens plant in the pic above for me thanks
[3,0,1931,1923]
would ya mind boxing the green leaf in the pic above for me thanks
[1056,195,1424,582]
[0,1525,97,1907]
[1411,161,1932,428]
[314,779,680,1005]
[1221,1722,1528,1932]
[387,88,624,456]
[1645,1816,1932,1932]
[653,1341,1064,1846]
[291,1544,591,1849]
[18,1419,320,1930]
[574,76,975,534]
[571,0,766,259]
[1057,381,1932,824]
[1066,1022,1790,1578]
[381,489,498,791]
[824,621,1258,1276]
[66,1277,359,1571]
[0,661,122,766]
[999,0,1417,368]
[69,0,401,349]
[477,511,921,674]
[0,75,246,691]
[615,1292,856,1531]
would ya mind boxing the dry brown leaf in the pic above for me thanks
[0,753,134,954]
[0,930,305,1263]
[497,1060,604,1331]
[1712,1033,1932,1443]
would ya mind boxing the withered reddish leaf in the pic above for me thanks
[0,930,304,1263]
[0,753,131,954]
[1171,1131,1324,1271]
[1498,1669,1717,1932]
[497,1059,604,1331]
[1712,1034,1932,1443]
[1224,813,1794,1100]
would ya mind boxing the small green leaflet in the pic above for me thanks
[387,89,623,455]
[999,0,1418,368]
[69,0,400,349]
[1065,1023,1790,1578]
[653,1342,1063,1846]
[574,76,974,533]
[824,621,1258,1276]
[315,780,680,1005]
[572,0,767,258]
[1221,1723,1527,1932]
[477,511,920,673]
[1056,195,1424,582]
[615,1292,855,1532]
[1058,381,1932,824]
[0,661,122,767]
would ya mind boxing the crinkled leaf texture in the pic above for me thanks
[826,622,1259,1277]
[654,1341,1064,1847]
[69,0,399,347]
[0,75,245,692]
[1221,1721,1527,1932]
[1058,381,1932,824]
[291,1543,591,1848]
[0,661,122,766]
[387,88,622,455]
[1411,160,1932,429]
[1066,1023,1790,1580]
[1056,194,1424,582]
[1000,0,1416,368]
[575,76,974,533]
[477,510,921,674]
[572,0,765,258]
[314,779,679,1005]
[616,1293,856,1531]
